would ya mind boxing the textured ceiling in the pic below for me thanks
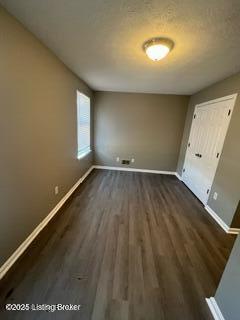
[1,0,240,94]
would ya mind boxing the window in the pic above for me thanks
[77,91,91,159]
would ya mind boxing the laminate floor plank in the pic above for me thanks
[0,169,235,320]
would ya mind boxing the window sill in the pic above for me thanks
[77,149,92,160]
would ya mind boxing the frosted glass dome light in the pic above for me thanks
[143,38,174,61]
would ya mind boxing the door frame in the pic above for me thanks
[181,93,238,204]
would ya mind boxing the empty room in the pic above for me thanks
[0,1,240,319]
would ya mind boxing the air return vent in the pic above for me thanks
[122,160,130,165]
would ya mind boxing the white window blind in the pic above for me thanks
[77,91,91,159]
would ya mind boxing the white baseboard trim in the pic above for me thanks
[205,205,229,233]
[0,165,94,281]
[228,227,240,234]
[206,297,225,320]
[204,205,240,235]
[93,165,176,176]
[175,172,182,180]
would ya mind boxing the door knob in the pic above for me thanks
[195,153,202,158]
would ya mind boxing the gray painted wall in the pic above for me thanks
[215,235,240,320]
[177,72,240,227]
[94,91,189,171]
[0,7,93,266]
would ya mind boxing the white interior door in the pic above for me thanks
[182,95,237,204]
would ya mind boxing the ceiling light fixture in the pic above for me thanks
[143,37,174,61]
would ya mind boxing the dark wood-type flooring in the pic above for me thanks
[0,169,236,320]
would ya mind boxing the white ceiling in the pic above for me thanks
[1,0,240,94]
